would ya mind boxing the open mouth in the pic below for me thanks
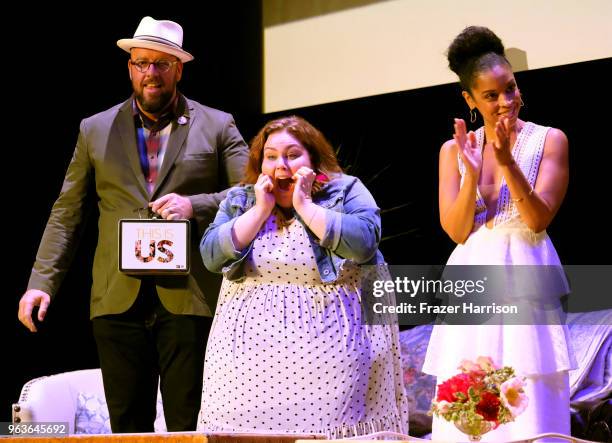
[276,177,294,191]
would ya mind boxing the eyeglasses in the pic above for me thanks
[129,59,178,73]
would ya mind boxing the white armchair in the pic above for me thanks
[12,368,166,434]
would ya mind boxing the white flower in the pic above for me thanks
[476,356,498,371]
[459,359,481,373]
[500,377,529,417]
[437,400,451,414]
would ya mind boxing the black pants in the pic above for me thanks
[92,280,211,433]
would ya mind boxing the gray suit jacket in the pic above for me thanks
[27,95,249,318]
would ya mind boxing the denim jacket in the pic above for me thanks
[199,173,385,283]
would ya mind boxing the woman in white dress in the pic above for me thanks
[422,26,575,441]
[197,116,408,437]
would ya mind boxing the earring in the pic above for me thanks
[519,95,525,107]
[469,108,477,123]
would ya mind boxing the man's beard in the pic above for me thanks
[135,89,174,114]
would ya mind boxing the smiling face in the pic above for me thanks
[129,47,183,116]
[261,130,313,208]
[463,63,521,129]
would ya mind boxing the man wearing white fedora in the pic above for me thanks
[18,16,249,433]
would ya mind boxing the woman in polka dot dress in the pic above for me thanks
[197,116,408,437]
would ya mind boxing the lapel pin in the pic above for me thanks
[177,115,188,125]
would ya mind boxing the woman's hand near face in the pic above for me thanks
[454,118,482,178]
[231,174,276,250]
[493,117,515,166]
[254,173,276,216]
[292,166,316,211]
[292,166,327,240]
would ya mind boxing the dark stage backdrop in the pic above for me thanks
[4,3,610,423]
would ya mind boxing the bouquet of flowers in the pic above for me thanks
[430,356,528,440]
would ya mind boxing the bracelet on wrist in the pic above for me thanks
[511,186,534,203]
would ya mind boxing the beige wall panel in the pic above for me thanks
[264,0,612,112]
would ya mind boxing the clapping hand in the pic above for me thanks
[493,116,514,166]
[454,118,482,178]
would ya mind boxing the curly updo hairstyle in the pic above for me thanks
[447,26,511,93]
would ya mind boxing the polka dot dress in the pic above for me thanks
[198,210,408,437]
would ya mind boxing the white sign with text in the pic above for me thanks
[119,219,190,274]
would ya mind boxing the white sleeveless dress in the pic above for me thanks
[423,122,576,441]
[198,210,409,438]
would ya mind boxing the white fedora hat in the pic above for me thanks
[117,16,194,62]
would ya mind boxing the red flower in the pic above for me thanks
[437,373,473,403]
[476,391,501,424]
[432,358,528,429]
